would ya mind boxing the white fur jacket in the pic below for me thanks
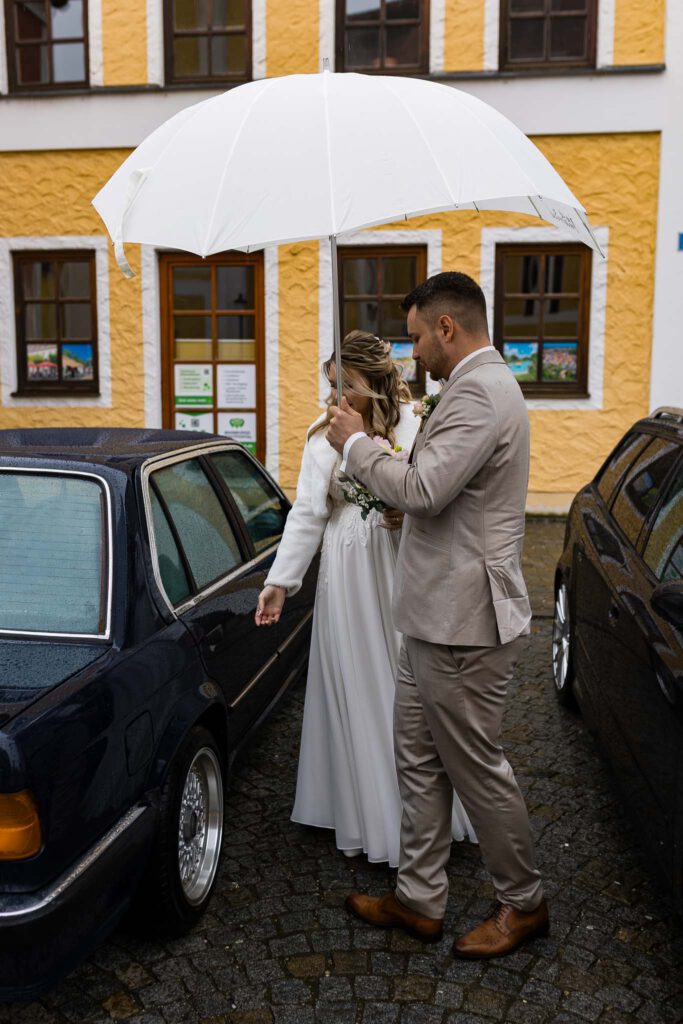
[265,402,420,597]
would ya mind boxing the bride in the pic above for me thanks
[256,330,475,866]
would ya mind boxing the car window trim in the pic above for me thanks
[0,466,113,641]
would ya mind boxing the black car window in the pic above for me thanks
[596,432,651,505]
[150,489,191,605]
[643,458,683,582]
[210,450,286,554]
[611,438,681,548]
[152,458,242,591]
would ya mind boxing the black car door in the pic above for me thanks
[147,453,280,738]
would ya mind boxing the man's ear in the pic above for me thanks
[439,314,456,342]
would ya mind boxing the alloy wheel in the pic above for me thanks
[177,746,223,906]
[552,582,572,693]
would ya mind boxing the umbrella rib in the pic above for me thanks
[201,79,275,258]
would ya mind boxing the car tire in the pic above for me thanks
[143,725,225,936]
[552,580,577,709]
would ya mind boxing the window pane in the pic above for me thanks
[153,459,242,589]
[0,473,106,634]
[549,15,587,58]
[382,257,415,296]
[62,302,91,340]
[27,344,58,380]
[217,266,254,309]
[51,0,84,40]
[62,343,94,381]
[174,35,209,76]
[511,0,544,9]
[503,298,540,338]
[343,258,377,296]
[17,44,49,83]
[217,316,255,357]
[385,0,420,18]
[60,261,90,299]
[543,298,579,338]
[551,0,588,9]
[53,41,86,82]
[174,0,208,30]
[643,462,683,582]
[211,451,286,553]
[22,260,55,299]
[509,18,545,60]
[503,342,538,382]
[542,342,577,382]
[214,0,246,28]
[211,33,247,75]
[173,266,211,310]
[385,24,420,65]
[597,433,651,505]
[612,440,681,547]
[15,2,48,41]
[150,490,191,605]
[503,254,540,294]
[25,303,57,340]
[346,0,381,21]
[174,315,212,360]
[345,300,379,333]
[545,253,580,293]
[346,27,381,67]
[381,299,405,338]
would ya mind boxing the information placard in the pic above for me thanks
[218,411,257,454]
[174,364,213,406]
[217,364,256,408]
[175,411,214,433]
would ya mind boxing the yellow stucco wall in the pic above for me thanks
[102,0,148,86]
[444,0,485,72]
[613,0,666,66]
[266,0,319,76]
[0,150,145,429]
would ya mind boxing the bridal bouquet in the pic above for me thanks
[341,436,409,521]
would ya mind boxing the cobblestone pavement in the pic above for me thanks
[4,518,683,1023]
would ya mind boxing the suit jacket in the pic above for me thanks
[345,348,532,647]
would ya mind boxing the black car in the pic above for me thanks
[553,407,683,910]
[0,428,316,1001]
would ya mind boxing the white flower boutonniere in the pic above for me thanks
[413,392,441,429]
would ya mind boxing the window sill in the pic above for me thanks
[11,389,101,398]
[521,390,590,400]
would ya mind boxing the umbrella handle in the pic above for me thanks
[329,235,343,406]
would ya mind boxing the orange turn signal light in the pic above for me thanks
[0,790,42,860]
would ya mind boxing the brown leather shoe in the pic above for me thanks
[452,899,550,959]
[346,891,443,943]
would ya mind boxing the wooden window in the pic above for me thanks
[164,0,251,84]
[5,0,89,91]
[493,244,591,397]
[499,0,596,71]
[336,0,429,73]
[159,251,266,462]
[13,251,99,396]
[338,245,426,398]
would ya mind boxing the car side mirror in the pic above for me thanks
[651,580,683,627]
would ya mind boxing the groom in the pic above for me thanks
[327,271,548,958]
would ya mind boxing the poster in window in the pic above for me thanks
[217,364,256,408]
[27,344,58,381]
[502,342,538,383]
[175,411,214,433]
[390,342,417,384]
[218,412,257,455]
[174,364,213,406]
[62,344,94,381]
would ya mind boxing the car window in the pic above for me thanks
[210,450,286,554]
[596,432,652,504]
[151,458,242,591]
[611,438,681,548]
[150,490,191,605]
[643,458,683,582]
[0,471,107,636]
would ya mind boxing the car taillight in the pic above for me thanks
[0,791,42,860]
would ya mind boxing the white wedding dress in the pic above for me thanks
[265,403,476,866]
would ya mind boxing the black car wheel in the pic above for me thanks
[144,725,224,935]
[552,581,577,708]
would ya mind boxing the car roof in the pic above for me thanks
[0,427,228,469]
[633,407,683,442]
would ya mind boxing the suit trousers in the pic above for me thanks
[394,634,543,918]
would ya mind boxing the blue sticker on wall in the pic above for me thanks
[679,233,683,251]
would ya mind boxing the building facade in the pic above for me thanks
[0,0,680,507]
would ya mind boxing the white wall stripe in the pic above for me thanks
[429,0,445,75]
[264,247,279,477]
[141,245,163,427]
[479,225,609,411]
[253,0,267,79]
[88,0,104,87]
[146,0,164,86]
[0,237,112,409]
[597,0,616,68]
[319,0,335,70]
[0,1,8,95]
[483,0,500,72]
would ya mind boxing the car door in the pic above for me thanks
[148,453,279,738]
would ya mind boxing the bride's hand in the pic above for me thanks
[256,585,286,626]
[381,508,404,531]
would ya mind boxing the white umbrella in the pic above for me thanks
[93,67,602,399]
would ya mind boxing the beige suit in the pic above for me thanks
[345,348,543,915]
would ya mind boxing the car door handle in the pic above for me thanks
[608,603,620,626]
[206,624,225,653]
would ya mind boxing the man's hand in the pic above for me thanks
[380,508,404,531]
[327,396,365,454]
[255,584,286,626]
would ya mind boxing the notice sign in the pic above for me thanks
[175,364,213,406]
[217,364,256,408]
[218,411,257,454]
[175,411,214,433]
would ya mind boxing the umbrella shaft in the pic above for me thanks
[330,235,343,406]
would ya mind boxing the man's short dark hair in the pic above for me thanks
[401,271,489,337]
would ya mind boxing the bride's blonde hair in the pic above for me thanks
[309,330,412,446]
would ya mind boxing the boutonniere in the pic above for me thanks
[413,393,441,429]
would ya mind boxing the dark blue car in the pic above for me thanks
[0,428,316,1000]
